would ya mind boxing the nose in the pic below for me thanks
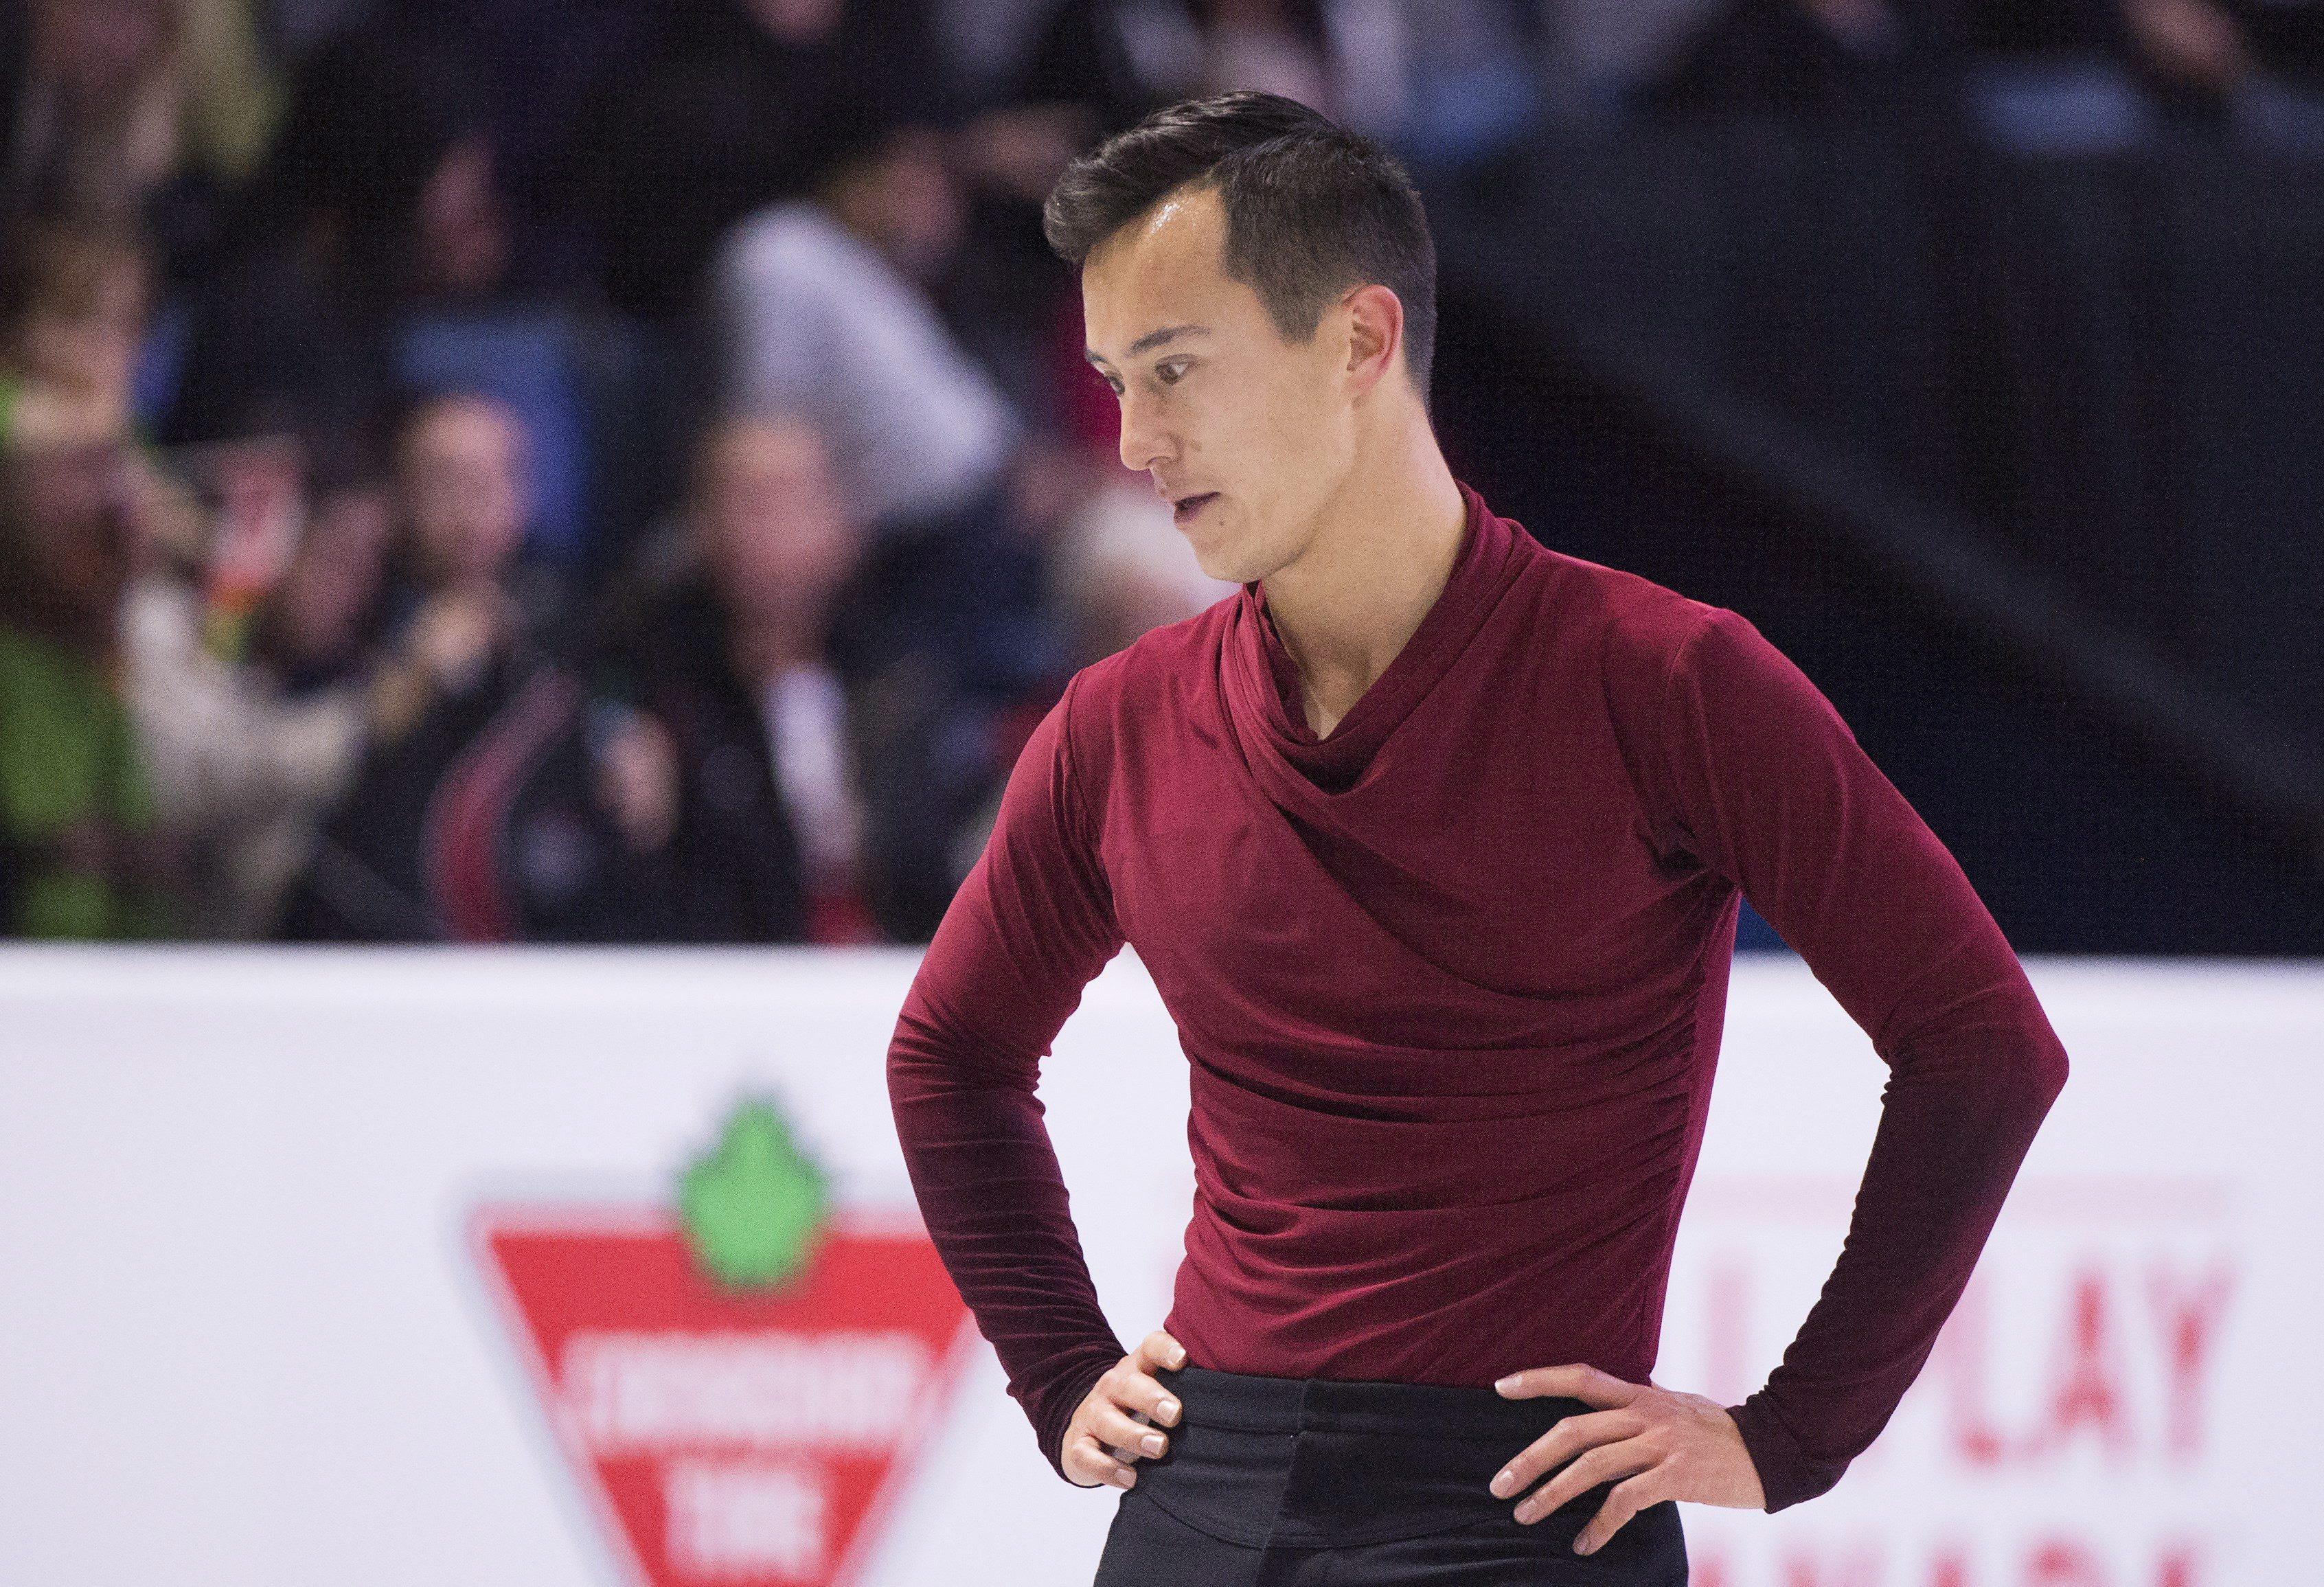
[1117,389,1173,477]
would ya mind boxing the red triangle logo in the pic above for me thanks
[477,1208,975,1587]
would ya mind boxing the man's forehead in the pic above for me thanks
[1097,182,1224,267]
[1082,187,1234,360]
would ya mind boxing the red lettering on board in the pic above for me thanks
[1707,1259,1751,1408]
[1782,1549,1882,1587]
[2024,1541,2106,1586]
[2040,1271,2130,1458]
[2148,1264,2233,1459]
[2154,1544,2201,1587]
[1934,1277,2009,1465]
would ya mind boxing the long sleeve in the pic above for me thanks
[1649,608,2069,1511]
[886,678,1130,1481]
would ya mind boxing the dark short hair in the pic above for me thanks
[1044,92,1437,398]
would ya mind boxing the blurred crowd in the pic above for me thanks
[2,0,2318,944]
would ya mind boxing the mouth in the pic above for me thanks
[1172,492,1220,527]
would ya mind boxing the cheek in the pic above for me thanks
[1181,376,1276,479]
[1244,353,1341,465]
[1240,396,1339,529]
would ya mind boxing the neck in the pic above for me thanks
[1258,408,1466,738]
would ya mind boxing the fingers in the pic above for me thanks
[1093,1365,1179,1439]
[1062,1431,1137,1490]
[1489,1379,1761,1542]
[1575,1470,1666,1555]
[1064,1332,1188,1495]
[1512,1439,1657,1525]
[1494,1364,1641,1409]
[1127,1332,1187,1427]
[1089,1402,1170,1462]
[1488,1409,1641,1500]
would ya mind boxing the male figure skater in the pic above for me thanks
[887,92,2068,1583]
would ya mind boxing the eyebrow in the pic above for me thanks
[1086,323,1210,367]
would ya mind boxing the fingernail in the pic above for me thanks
[1170,1350,1187,1367]
[1158,1397,1179,1422]
[1141,1433,1165,1457]
[1574,1536,1597,1555]
[1494,1375,1518,1393]
[1490,1470,1514,1498]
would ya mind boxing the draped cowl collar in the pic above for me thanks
[1221,480,1527,795]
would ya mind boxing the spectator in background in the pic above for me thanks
[708,124,1062,705]
[0,219,152,446]
[247,442,396,695]
[122,431,393,937]
[162,18,508,450]
[176,1,281,187]
[168,12,657,582]
[2,0,183,224]
[278,393,665,939]
[1,209,206,582]
[576,0,953,321]
[342,0,666,291]
[0,420,182,937]
[1,0,276,258]
[612,415,1025,941]
[711,132,1018,538]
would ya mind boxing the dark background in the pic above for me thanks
[2,0,2318,952]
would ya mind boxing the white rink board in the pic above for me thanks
[0,949,2314,1587]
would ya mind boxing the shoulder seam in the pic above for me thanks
[1643,602,1733,867]
[1054,670,1096,848]
[1654,601,1729,760]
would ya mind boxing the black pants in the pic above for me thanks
[1092,1365,1688,1585]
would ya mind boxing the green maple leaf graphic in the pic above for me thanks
[679,1100,830,1291]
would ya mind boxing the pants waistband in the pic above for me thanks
[1159,1363,1593,1441]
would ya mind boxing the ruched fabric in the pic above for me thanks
[889,482,2068,1511]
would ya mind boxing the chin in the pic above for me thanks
[1189,518,1279,586]
[1189,543,1245,584]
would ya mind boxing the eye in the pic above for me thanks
[1156,360,1190,386]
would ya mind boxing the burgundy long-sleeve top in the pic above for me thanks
[887,482,2068,1511]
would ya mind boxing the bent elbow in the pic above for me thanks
[2034,1032,2069,1112]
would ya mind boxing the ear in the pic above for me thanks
[1340,284,1405,400]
